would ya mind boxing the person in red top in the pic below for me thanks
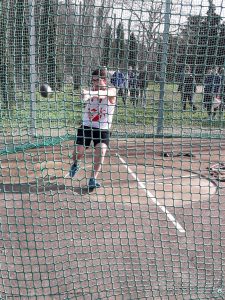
[69,68,117,189]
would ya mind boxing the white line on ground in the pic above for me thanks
[116,154,185,234]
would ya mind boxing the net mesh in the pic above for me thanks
[1,0,225,299]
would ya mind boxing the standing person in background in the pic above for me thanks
[138,68,148,108]
[178,65,197,111]
[69,68,117,189]
[219,67,225,113]
[129,69,139,107]
[123,67,133,104]
[203,68,221,118]
[110,69,126,104]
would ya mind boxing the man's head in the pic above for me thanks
[92,69,107,90]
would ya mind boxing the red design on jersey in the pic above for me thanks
[89,107,106,122]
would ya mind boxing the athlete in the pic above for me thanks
[69,68,117,189]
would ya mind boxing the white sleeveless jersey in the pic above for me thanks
[82,95,116,130]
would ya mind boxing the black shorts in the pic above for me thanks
[76,125,110,148]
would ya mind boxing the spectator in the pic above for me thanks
[138,68,148,107]
[122,67,133,105]
[219,67,225,113]
[69,68,117,189]
[129,69,139,107]
[110,70,126,104]
[178,65,197,111]
[203,68,221,117]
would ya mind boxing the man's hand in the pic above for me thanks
[81,88,117,103]
[81,89,91,102]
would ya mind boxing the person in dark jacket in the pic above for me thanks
[218,67,225,113]
[203,68,221,117]
[178,65,197,111]
[110,70,126,104]
[129,70,139,107]
[138,69,148,107]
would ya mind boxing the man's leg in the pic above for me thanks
[135,88,139,106]
[130,89,135,106]
[69,144,85,177]
[203,95,212,116]
[188,94,197,111]
[122,88,128,105]
[141,88,147,107]
[72,144,85,163]
[140,89,143,105]
[182,94,186,110]
[88,143,108,188]
[207,102,212,116]
[70,126,92,178]
[131,89,138,107]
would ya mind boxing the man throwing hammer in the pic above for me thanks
[69,68,117,189]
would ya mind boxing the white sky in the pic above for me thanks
[173,0,225,21]
[107,0,225,35]
[74,0,225,36]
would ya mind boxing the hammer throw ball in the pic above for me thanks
[40,84,53,98]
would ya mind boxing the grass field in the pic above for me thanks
[0,82,225,138]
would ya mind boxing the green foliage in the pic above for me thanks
[128,32,138,69]
[155,1,225,84]
[14,0,30,84]
[101,23,112,67]
[0,3,15,109]
[38,0,58,89]
[179,2,223,77]
[115,22,125,68]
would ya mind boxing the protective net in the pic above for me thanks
[1,0,225,299]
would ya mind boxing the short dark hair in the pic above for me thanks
[92,68,107,79]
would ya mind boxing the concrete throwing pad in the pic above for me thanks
[84,165,217,208]
[0,160,70,184]
[0,155,217,208]
[25,158,217,209]
[0,142,221,298]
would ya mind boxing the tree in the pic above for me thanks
[128,32,138,69]
[93,2,111,68]
[0,0,15,109]
[217,23,225,67]
[74,0,95,84]
[115,22,125,68]
[205,0,222,66]
[38,0,58,89]
[114,0,164,67]
[178,0,222,80]
[101,23,112,67]
[14,0,30,88]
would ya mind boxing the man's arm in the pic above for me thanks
[82,88,117,104]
